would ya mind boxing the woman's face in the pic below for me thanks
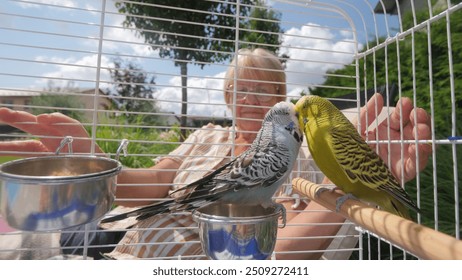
[230,81,280,133]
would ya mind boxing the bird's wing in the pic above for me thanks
[330,125,419,212]
[173,141,291,204]
[103,158,241,223]
[227,141,291,190]
[169,158,237,204]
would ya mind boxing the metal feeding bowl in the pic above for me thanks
[192,203,283,260]
[0,137,127,231]
[0,155,122,231]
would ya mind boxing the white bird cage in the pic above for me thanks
[0,0,460,260]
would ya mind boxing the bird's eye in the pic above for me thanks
[303,118,308,125]
[285,121,295,132]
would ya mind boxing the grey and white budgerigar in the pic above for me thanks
[101,101,303,224]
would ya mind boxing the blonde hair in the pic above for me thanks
[224,48,286,108]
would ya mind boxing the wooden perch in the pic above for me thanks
[292,177,462,260]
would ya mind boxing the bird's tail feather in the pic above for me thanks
[381,187,421,217]
[100,199,175,223]
[388,197,414,220]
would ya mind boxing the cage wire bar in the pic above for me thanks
[0,0,460,260]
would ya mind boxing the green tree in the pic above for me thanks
[31,81,85,122]
[108,57,164,126]
[239,0,283,54]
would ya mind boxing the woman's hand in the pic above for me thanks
[357,93,432,183]
[0,107,103,156]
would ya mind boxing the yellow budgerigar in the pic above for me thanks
[295,95,420,220]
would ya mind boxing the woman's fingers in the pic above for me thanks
[359,93,383,134]
[36,113,95,153]
[0,108,39,135]
[0,108,102,154]
[388,97,412,132]
[0,140,49,156]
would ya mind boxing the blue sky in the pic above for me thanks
[0,0,399,117]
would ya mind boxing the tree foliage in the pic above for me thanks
[31,81,85,122]
[116,1,254,67]
[239,0,283,54]
[108,57,164,125]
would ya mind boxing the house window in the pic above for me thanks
[1,99,14,108]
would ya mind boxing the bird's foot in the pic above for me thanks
[335,193,357,212]
[314,185,338,199]
[273,203,287,228]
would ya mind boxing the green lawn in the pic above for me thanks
[0,156,21,164]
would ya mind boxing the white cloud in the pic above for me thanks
[15,0,78,8]
[155,72,227,117]
[103,25,154,59]
[34,54,112,88]
[281,23,359,96]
